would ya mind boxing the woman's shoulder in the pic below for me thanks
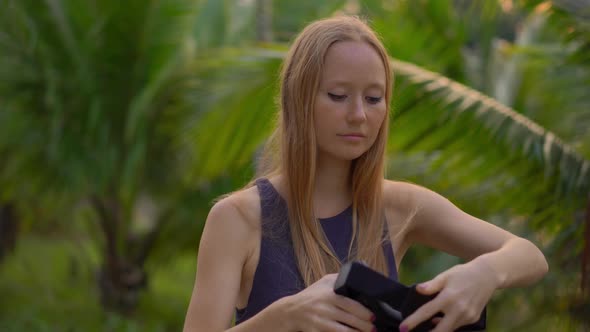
[383,179,453,211]
[381,180,429,258]
[382,179,457,230]
[382,179,424,211]
[208,183,262,232]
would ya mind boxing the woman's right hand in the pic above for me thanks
[281,274,376,332]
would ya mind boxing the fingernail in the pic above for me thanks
[399,325,408,332]
[372,327,377,332]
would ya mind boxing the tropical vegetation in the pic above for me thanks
[0,0,588,331]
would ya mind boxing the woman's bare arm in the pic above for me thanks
[391,182,548,331]
[183,196,288,331]
[405,183,548,287]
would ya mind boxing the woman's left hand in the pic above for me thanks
[399,259,500,332]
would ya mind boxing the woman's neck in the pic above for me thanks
[313,155,353,218]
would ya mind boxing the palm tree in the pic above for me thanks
[0,0,207,313]
[1,1,589,329]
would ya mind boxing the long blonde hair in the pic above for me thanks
[255,15,394,286]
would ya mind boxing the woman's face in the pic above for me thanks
[314,40,387,162]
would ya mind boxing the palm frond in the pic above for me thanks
[391,58,590,194]
[174,47,283,185]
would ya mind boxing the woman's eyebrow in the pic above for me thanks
[366,82,385,91]
[322,80,385,90]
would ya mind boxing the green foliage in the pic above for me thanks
[0,233,194,331]
[0,0,199,213]
[1,0,589,330]
[272,0,348,41]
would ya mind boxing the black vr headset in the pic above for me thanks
[334,261,487,332]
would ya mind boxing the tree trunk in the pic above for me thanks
[256,0,273,42]
[582,193,590,296]
[0,202,18,263]
[96,259,147,314]
[91,195,147,314]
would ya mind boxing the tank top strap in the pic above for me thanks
[254,177,290,238]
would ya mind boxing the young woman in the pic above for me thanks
[183,16,548,332]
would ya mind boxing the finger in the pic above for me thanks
[315,273,339,290]
[430,311,461,332]
[416,274,447,296]
[313,304,363,332]
[399,296,444,332]
[315,302,373,332]
[333,294,374,322]
[325,273,339,279]
[322,273,339,284]
[317,319,357,332]
[329,307,374,332]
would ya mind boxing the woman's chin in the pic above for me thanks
[322,150,368,162]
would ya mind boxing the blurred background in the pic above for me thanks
[0,0,589,331]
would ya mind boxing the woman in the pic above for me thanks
[183,15,548,332]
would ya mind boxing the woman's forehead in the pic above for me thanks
[320,41,386,88]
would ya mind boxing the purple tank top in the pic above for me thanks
[235,178,398,324]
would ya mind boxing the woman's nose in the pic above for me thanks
[347,97,367,123]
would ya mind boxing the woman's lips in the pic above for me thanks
[338,134,365,141]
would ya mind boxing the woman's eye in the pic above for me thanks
[366,96,382,104]
[328,93,346,101]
